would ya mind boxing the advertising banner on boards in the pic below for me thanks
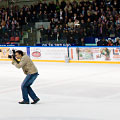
[69,47,120,61]
[0,47,27,59]
[30,47,68,60]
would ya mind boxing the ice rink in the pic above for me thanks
[0,61,120,120]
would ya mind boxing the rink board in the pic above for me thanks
[0,46,120,64]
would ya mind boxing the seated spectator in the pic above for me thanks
[116,17,120,27]
[79,38,85,46]
[0,25,3,36]
[60,30,67,41]
[74,18,80,27]
[1,19,6,32]
[116,39,120,46]
[97,38,108,46]
[4,32,9,43]
[67,19,74,28]
[107,39,113,46]
[114,37,120,46]
[63,23,71,31]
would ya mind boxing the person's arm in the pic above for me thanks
[11,56,27,69]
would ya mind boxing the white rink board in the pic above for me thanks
[1,47,120,63]
[30,47,68,60]
[69,47,120,61]
[0,47,27,59]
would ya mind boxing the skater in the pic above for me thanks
[11,50,40,104]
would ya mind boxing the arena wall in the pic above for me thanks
[0,46,120,64]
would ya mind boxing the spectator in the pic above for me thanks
[79,37,85,46]
[116,39,120,46]
[67,18,74,28]
[38,11,43,22]
[97,38,108,46]
[114,37,120,46]
[0,0,120,45]
[107,39,113,46]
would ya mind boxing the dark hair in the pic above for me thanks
[15,50,24,56]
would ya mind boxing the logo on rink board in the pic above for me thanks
[32,51,41,57]
[0,47,9,58]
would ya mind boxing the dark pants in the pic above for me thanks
[21,72,39,102]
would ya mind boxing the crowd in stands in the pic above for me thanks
[0,0,120,45]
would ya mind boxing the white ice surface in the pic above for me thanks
[0,61,120,120]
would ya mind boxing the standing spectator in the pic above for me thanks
[11,17,17,31]
[31,11,37,23]
[38,11,43,22]
[59,9,64,23]
[60,0,66,10]
[43,11,48,22]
